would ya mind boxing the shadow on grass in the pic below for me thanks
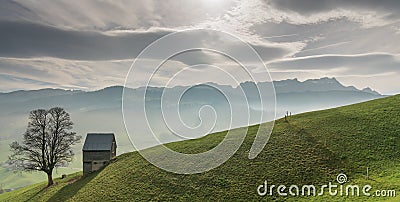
[24,187,47,202]
[47,171,100,201]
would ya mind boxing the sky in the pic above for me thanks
[0,0,399,94]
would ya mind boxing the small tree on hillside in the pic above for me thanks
[9,107,81,187]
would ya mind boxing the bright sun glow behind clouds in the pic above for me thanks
[0,0,399,94]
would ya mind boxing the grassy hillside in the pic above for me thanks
[0,139,82,190]
[1,95,400,201]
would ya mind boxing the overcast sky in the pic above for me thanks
[0,0,399,94]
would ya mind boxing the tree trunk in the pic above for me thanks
[47,172,54,187]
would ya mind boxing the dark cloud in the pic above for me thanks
[252,43,294,62]
[0,21,292,66]
[0,21,170,60]
[265,0,400,15]
[0,1,41,22]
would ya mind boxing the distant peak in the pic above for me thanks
[322,77,335,79]
[319,77,338,81]
[287,78,299,82]
[274,78,299,82]
[102,86,124,90]
[362,87,381,95]
[303,77,340,84]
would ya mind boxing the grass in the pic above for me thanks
[0,139,82,190]
[1,95,400,201]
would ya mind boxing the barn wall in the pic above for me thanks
[83,162,92,175]
[83,151,112,175]
[83,151,111,161]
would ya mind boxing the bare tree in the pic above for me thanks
[9,107,81,187]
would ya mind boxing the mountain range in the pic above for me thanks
[0,77,385,189]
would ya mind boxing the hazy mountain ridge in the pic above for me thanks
[0,77,383,140]
[0,77,384,189]
[0,77,381,98]
[0,88,83,104]
[272,77,380,94]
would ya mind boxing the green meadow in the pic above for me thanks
[1,95,399,201]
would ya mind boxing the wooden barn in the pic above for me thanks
[82,133,117,175]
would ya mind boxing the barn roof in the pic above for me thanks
[83,133,116,151]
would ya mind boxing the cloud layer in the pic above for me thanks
[0,0,399,94]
